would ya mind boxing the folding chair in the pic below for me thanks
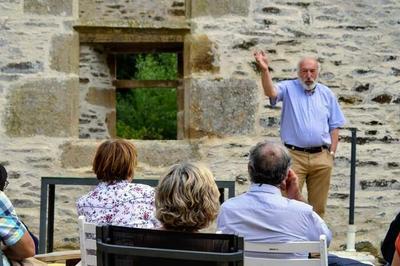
[35,216,89,266]
[244,235,328,266]
[78,216,97,266]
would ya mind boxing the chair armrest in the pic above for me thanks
[35,249,81,262]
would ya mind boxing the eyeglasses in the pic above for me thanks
[3,180,9,190]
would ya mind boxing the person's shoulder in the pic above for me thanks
[0,190,7,199]
[220,193,249,209]
[0,191,13,208]
[129,182,154,190]
[287,200,324,224]
[317,83,335,95]
[76,193,89,205]
[127,182,155,195]
[287,198,314,213]
[394,212,400,222]
[277,78,298,87]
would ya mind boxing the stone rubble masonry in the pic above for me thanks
[0,0,399,255]
[0,0,22,16]
[79,0,185,23]
[0,18,59,76]
[79,45,114,139]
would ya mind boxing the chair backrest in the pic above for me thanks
[244,235,328,266]
[96,225,244,266]
[78,216,97,266]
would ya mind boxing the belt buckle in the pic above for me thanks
[310,146,323,153]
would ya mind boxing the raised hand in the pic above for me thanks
[285,169,305,202]
[253,50,269,72]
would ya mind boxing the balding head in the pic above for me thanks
[297,57,320,91]
[248,141,291,185]
[297,57,320,71]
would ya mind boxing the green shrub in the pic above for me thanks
[116,53,177,140]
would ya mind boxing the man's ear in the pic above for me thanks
[248,164,254,175]
[279,172,289,189]
[247,164,255,182]
[283,170,290,181]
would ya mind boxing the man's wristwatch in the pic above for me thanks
[329,151,335,157]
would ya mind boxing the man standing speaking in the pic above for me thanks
[254,51,345,218]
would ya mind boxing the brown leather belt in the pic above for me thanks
[284,143,329,154]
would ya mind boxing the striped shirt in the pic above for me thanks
[0,191,27,266]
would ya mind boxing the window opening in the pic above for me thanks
[115,53,178,140]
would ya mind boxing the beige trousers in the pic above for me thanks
[288,149,333,218]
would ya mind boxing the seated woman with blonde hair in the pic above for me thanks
[155,162,220,232]
[76,139,159,228]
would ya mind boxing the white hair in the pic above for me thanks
[297,56,321,73]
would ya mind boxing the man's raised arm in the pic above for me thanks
[254,50,277,99]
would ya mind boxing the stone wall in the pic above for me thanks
[0,0,80,248]
[187,0,400,253]
[0,0,399,258]
[79,0,186,24]
[79,45,115,139]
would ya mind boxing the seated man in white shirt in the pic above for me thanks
[217,141,370,265]
[217,141,331,258]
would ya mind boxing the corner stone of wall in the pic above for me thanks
[23,0,73,16]
[4,77,79,137]
[135,140,201,167]
[60,140,202,169]
[188,78,260,138]
[187,34,220,74]
[50,33,80,74]
[105,111,116,138]
[190,0,250,17]
[85,87,115,108]
[60,141,99,169]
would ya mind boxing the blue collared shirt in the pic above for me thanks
[217,184,332,247]
[271,79,345,147]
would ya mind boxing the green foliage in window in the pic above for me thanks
[116,53,178,140]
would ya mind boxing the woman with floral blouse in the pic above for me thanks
[76,139,160,228]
